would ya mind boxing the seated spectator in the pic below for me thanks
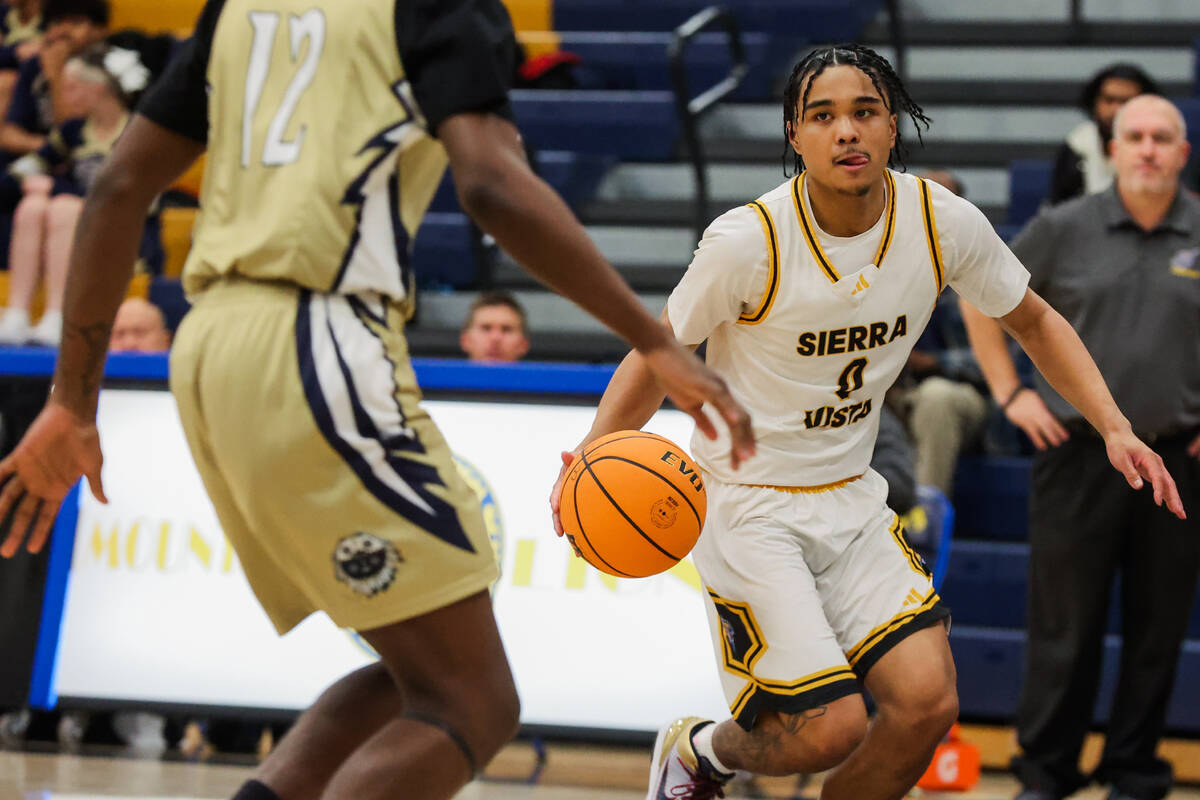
[871,399,916,515]
[902,170,989,497]
[0,0,110,161]
[1049,63,1159,205]
[0,1,44,118]
[459,291,530,362]
[109,297,169,351]
[0,41,140,345]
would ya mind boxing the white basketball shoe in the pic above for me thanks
[646,717,733,800]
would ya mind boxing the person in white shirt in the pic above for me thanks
[550,44,1184,800]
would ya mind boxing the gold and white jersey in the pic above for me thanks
[139,0,517,304]
[667,169,1029,486]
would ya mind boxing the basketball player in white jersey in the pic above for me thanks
[551,44,1184,800]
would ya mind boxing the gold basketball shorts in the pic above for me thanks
[693,469,949,731]
[170,279,498,634]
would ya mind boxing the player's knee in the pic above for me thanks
[404,665,520,765]
[884,678,958,746]
[14,193,47,223]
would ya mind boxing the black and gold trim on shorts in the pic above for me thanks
[708,588,859,731]
[792,169,897,285]
[917,177,945,292]
[738,201,780,325]
[844,587,950,679]
[888,514,931,578]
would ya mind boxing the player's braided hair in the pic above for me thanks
[781,44,931,176]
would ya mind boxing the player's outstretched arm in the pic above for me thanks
[0,116,204,558]
[549,311,701,536]
[438,112,753,463]
[962,289,1184,519]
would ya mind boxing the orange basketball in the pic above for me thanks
[558,430,707,578]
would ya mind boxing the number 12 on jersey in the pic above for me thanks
[242,9,326,168]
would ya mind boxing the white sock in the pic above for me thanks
[691,721,734,777]
[3,308,29,326]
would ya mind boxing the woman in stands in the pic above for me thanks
[0,40,145,346]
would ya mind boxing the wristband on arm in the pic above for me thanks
[1002,385,1029,411]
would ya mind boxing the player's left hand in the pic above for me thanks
[549,449,580,545]
[1105,429,1185,520]
[0,401,107,558]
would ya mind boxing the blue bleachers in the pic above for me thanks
[952,456,1032,541]
[1007,159,1052,228]
[512,90,679,160]
[564,31,777,101]
[429,150,615,213]
[952,628,1200,731]
[942,541,1200,640]
[553,0,880,40]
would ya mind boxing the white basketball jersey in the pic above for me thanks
[667,169,1029,486]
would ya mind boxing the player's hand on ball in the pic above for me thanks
[1105,429,1185,520]
[550,449,581,545]
[642,342,755,469]
[1004,388,1068,451]
[0,402,107,558]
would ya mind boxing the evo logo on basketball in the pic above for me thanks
[659,450,703,492]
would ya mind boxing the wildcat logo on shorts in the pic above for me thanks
[333,532,402,597]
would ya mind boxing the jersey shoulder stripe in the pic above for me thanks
[738,200,781,325]
[917,177,946,291]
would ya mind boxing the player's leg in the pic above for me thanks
[250,662,401,798]
[648,481,868,797]
[317,590,519,800]
[819,623,957,800]
[813,483,956,800]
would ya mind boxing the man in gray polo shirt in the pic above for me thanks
[964,95,1200,800]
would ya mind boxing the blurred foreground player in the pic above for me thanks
[0,1,754,799]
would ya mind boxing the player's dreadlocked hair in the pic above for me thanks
[781,44,931,176]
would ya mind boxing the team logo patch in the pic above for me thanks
[1170,247,1200,279]
[333,532,402,597]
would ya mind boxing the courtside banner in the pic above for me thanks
[52,389,729,731]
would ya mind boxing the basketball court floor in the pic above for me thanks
[7,749,1200,800]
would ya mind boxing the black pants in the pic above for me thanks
[1012,433,1200,799]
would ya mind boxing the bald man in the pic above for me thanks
[109,298,170,353]
[964,95,1200,800]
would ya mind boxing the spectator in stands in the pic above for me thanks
[0,0,109,160]
[963,95,1200,800]
[870,399,916,515]
[0,41,139,346]
[1048,63,1160,206]
[109,297,168,352]
[904,169,989,497]
[0,1,44,119]
[459,291,530,362]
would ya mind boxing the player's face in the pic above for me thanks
[459,306,529,363]
[1109,97,1190,196]
[788,65,896,197]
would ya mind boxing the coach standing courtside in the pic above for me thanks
[963,95,1200,800]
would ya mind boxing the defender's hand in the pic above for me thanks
[1105,429,1185,520]
[1004,389,1069,451]
[642,342,755,469]
[0,402,107,558]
